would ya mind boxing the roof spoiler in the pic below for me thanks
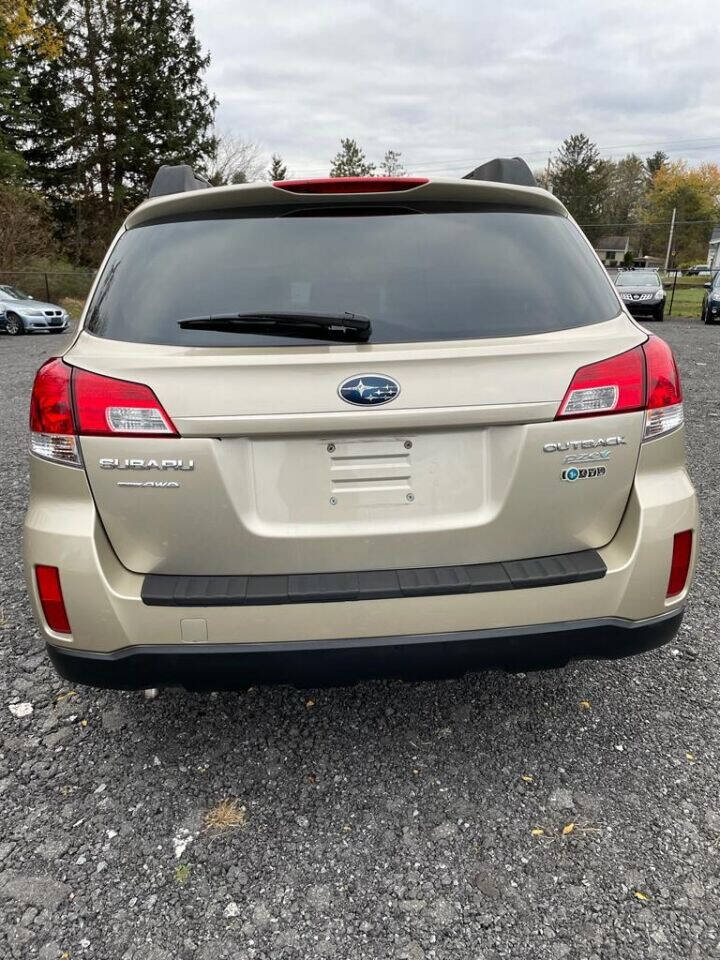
[149,164,211,199]
[463,157,537,188]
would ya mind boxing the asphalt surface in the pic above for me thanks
[1,318,719,960]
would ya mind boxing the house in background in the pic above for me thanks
[633,254,664,270]
[708,226,720,270]
[594,236,630,267]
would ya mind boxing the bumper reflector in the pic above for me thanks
[667,530,692,598]
[35,565,72,634]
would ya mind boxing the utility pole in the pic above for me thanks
[664,206,676,273]
[545,155,553,194]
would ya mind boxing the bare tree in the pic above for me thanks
[207,133,266,185]
[0,183,54,271]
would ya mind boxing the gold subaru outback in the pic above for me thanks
[23,159,698,689]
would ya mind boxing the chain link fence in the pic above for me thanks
[0,269,96,306]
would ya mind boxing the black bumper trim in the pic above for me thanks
[141,549,606,607]
[47,609,683,690]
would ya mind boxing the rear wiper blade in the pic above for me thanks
[177,311,371,341]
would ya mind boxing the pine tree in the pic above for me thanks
[268,154,287,181]
[114,0,217,202]
[379,150,405,176]
[645,150,668,180]
[0,0,64,181]
[0,59,24,179]
[550,134,612,237]
[604,154,648,227]
[329,138,375,177]
[8,1,81,200]
[8,0,217,260]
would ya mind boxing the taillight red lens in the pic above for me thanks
[29,360,178,463]
[644,335,682,409]
[556,335,684,440]
[556,345,645,418]
[274,177,429,194]
[72,368,178,437]
[29,358,81,465]
[30,358,75,434]
[35,565,71,634]
[667,530,693,598]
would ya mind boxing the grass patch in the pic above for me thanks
[666,284,705,318]
[174,863,191,885]
[204,798,246,831]
[59,297,85,323]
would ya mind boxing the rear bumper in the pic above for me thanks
[47,609,684,689]
[25,427,698,688]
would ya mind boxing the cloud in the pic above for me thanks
[191,0,720,177]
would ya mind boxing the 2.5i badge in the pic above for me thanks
[562,466,606,482]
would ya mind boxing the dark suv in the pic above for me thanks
[615,270,666,321]
[701,272,720,324]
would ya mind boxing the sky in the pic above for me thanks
[191,0,720,179]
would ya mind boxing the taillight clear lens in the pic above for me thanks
[643,403,684,441]
[667,530,693,598]
[29,360,179,465]
[556,336,683,442]
[29,358,81,466]
[556,346,645,418]
[643,335,683,441]
[35,564,72,634]
[72,368,177,437]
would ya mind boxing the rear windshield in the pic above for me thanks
[86,203,621,346]
[616,272,660,286]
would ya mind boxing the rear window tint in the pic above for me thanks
[86,203,620,346]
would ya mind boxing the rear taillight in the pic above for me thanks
[667,530,693,598]
[642,335,684,440]
[29,358,81,466]
[35,565,71,634]
[556,335,683,441]
[556,346,645,418]
[29,359,178,466]
[273,177,429,194]
[72,368,177,437]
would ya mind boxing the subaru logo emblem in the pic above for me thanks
[338,374,400,406]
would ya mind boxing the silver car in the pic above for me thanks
[0,284,69,335]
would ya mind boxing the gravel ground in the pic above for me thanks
[1,319,719,960]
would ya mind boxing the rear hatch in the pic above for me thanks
[68,179,644,576]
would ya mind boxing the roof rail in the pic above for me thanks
[463,157,537,188]
[149,164,211,199]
